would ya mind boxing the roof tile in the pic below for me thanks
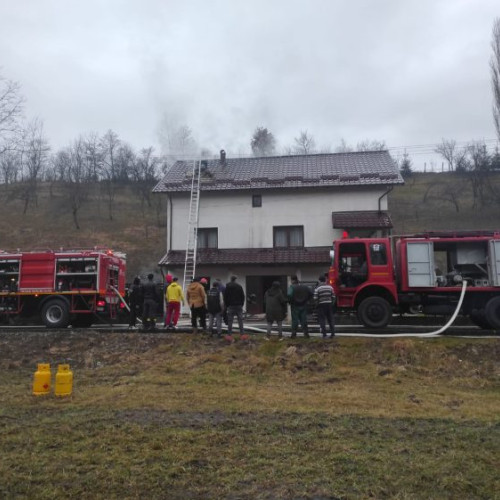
[332,211,393,229]
[153,151,403,193]
[158,247,331,267]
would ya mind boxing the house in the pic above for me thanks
[153,150,403,313]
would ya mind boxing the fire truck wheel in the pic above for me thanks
[469,311,492,330]
[485,297,500,330]
[358,296,392,328]
[41,299,70,328]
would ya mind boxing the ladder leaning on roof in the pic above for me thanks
[182,159,202,294]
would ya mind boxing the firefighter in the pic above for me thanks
[128,277,143,330]
[142,273,159,332]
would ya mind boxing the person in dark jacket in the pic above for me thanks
[207,280,224,337]
[223,275,245,336]
[287,275,313,338]
[264,281,287,340]
[142,273,159,332]
[128,277,143,330]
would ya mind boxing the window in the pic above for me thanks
[252,194,262,207]
[369,243,387,265]
[197,228,218,249]
[273,226,304,247]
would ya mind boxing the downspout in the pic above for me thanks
[168,194,173,251]
[378,185,394,237]
[378,185,393,213]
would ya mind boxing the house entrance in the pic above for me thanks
[246,275,288,314]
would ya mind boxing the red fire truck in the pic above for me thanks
[328,231,500,329]
[0,248,126,328]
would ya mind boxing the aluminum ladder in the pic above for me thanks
[182,159,202,293]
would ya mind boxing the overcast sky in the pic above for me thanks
[0,0,499,169]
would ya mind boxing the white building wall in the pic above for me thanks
[170,187,388,250]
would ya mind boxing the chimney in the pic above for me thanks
[220,149,226,165]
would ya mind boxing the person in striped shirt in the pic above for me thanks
[314,275,336,338]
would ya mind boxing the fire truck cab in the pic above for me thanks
[0,248,126,328]
[329,231,500,329]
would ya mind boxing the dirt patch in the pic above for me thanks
[0,330,166,369]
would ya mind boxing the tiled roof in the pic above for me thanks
[332,210,393,229]
[158,247,331,267]
[153,151,403,193]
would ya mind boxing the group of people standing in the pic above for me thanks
[128,273,336,339]
[263,274,336,340]
[183,275,247,336]
[128,274,247,337]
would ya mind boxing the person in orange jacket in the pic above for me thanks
[186,277,207,333]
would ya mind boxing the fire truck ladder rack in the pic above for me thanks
[183,159,202,293]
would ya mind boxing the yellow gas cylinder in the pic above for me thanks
[55,364,73,397]
[32,363,51,396]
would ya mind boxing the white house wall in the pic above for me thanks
[169,187,388,250]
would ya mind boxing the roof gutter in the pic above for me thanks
[378,186,393,213]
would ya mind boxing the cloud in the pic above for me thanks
[0,0,498,166]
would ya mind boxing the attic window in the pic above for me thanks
[252,194,262,208]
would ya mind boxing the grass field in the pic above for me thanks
[1,331,498,499]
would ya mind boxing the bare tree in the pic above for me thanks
[84,132,103,181]
[0,73,24,156]
[0,150,20,184]
[491,17,500,141]
[131,146,159,210]
[66,138,91,229]
[292,130,316,155]
[52,148,71,181]
[434,139,464,172]
[466,141,491,209]
[18,118,50,214]
[100,129,121,220]
[422,179,464,213]
[251,126,276,156]
[115,143,135,182]
[356,139,386,151]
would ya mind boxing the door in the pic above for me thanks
[488,240,500,286]
[246,275,287,313]
[407,242,435,287]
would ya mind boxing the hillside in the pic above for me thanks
[0,172,499,279]
[0,181,165,278]
[390,171,500,233]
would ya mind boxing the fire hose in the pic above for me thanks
[243,281,469,338]
[110,286,143,324]
[353,280,468,338]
